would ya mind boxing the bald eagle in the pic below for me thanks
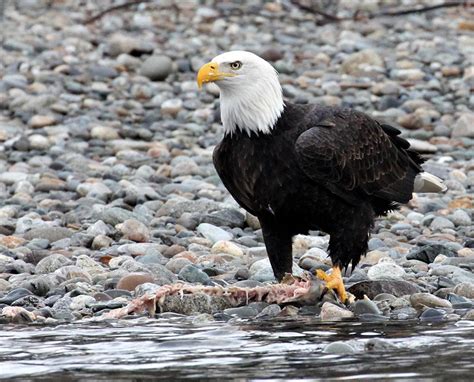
[197,51,446,301]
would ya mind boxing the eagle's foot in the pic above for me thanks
[316,266,347,303]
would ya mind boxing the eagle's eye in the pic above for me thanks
[229,61,242,70]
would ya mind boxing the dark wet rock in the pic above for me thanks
[223,306,259,319]
[201,209,246,228]
[407,244,458,264]
[90,299,128,313]
[256,304,281,318]
[348,280,421,299]
[0,288,33,305]
[11,295,44,309]
[420,308,447,322]
[105,289,133,299]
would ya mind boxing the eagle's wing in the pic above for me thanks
[294,109,423,205]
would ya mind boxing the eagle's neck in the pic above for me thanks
[219,77,284,136]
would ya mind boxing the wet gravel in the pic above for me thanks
[0,0,473,324]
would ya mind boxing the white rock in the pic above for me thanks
[70,295,96,310]
[91,125,119,140]
[197,223,233,243]
[0,172,28,184]
[368,261,406,280]
[161,98,183,116]
[28,134,50,149]
[211,240,244,257]
[249,258,304,282]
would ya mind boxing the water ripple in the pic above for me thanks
[1,318,473,380]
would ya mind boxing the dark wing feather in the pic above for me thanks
[295,109,423,205]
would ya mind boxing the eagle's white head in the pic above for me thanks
[197,51,284,136]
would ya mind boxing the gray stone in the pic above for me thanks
[353,297,382,316]
[166,257,193,274]
[453,283,474,299]
[54,266,92,283]
[35,254,73,274]
[201,209,246,228]
[178,264,211,284]
[117,218,150,242]
[452,113,474,137]
[101,208,143,226]
[256,304,282,318]
[24,227,73,242]
[75,255,105,276]
[320,302,354,321]
[410,293,452,310]
[341,49,384,77]
[223,306,259,319]
[430,217,455,230]
[420,308,447,322]
[449,210,471,226]
[140,55,173,81]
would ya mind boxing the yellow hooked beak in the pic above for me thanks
[197,62,235,88]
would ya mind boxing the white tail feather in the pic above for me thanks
[414,172,447,193]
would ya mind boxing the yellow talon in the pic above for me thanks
[316,266,347,303]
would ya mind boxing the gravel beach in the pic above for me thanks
[0,0,473,325]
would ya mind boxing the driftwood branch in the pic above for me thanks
[291,0,471,23]
[84,0,152,24]
[84,0,471,25]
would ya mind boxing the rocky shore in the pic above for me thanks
[0,0,473,325]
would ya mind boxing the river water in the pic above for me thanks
[1,317,473,381]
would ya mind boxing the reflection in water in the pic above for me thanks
[1,317,473,381]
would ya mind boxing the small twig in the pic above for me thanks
[84,0,152,24]
[289,0,342,21]
[376,1,471,17]
[291,0,471,23]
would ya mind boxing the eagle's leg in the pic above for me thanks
[316,266,347,302]
[260,219,293,282]
[319,218,370,303]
